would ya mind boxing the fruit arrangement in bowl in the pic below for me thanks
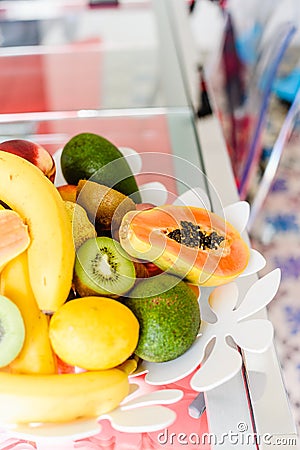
[0,132,256,429]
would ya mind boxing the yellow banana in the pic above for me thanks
[0,368,130,424]
[117,355,139,375]
[0,150,75,312]
[0,252,57,374]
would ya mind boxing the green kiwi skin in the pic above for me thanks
[74,236,136,298]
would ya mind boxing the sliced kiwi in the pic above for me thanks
[0,295,25,368]
[74,236,136,298]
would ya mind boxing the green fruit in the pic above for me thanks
[0,295,25,368]
[64,200,97,250]
[60,133,141,202]
[74,236,136,298]
[123,274,201,362]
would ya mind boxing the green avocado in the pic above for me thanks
[123,274,201,362]
[60,132,141,202]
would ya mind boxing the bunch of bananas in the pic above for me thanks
[0,148,132,424]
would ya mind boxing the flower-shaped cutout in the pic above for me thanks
[2,386,183,445]
[103,386,182,432]
[140,268,281,391]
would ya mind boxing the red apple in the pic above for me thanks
[0,139,56,182]
[133,261,150,279]
[143,262,163,277]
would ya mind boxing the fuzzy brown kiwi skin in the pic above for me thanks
[76,180,136,235]
[72,272,120,299]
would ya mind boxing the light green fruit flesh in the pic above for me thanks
[0,295,25,367]
[75,237,136,297]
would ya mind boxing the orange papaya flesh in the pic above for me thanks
[119,205,250,287]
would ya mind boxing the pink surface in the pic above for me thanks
[43,39,102,112]
[0,54,48,114]
[44,114,179,197]
[0,38,102,115]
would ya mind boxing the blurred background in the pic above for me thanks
[0,0,299,439]
[190,0,300,433]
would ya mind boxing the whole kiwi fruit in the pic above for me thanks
[76,180,136,237]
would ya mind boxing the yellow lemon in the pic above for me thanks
[49,296,139,370]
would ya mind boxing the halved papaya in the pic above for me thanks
[119,205,250,287]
